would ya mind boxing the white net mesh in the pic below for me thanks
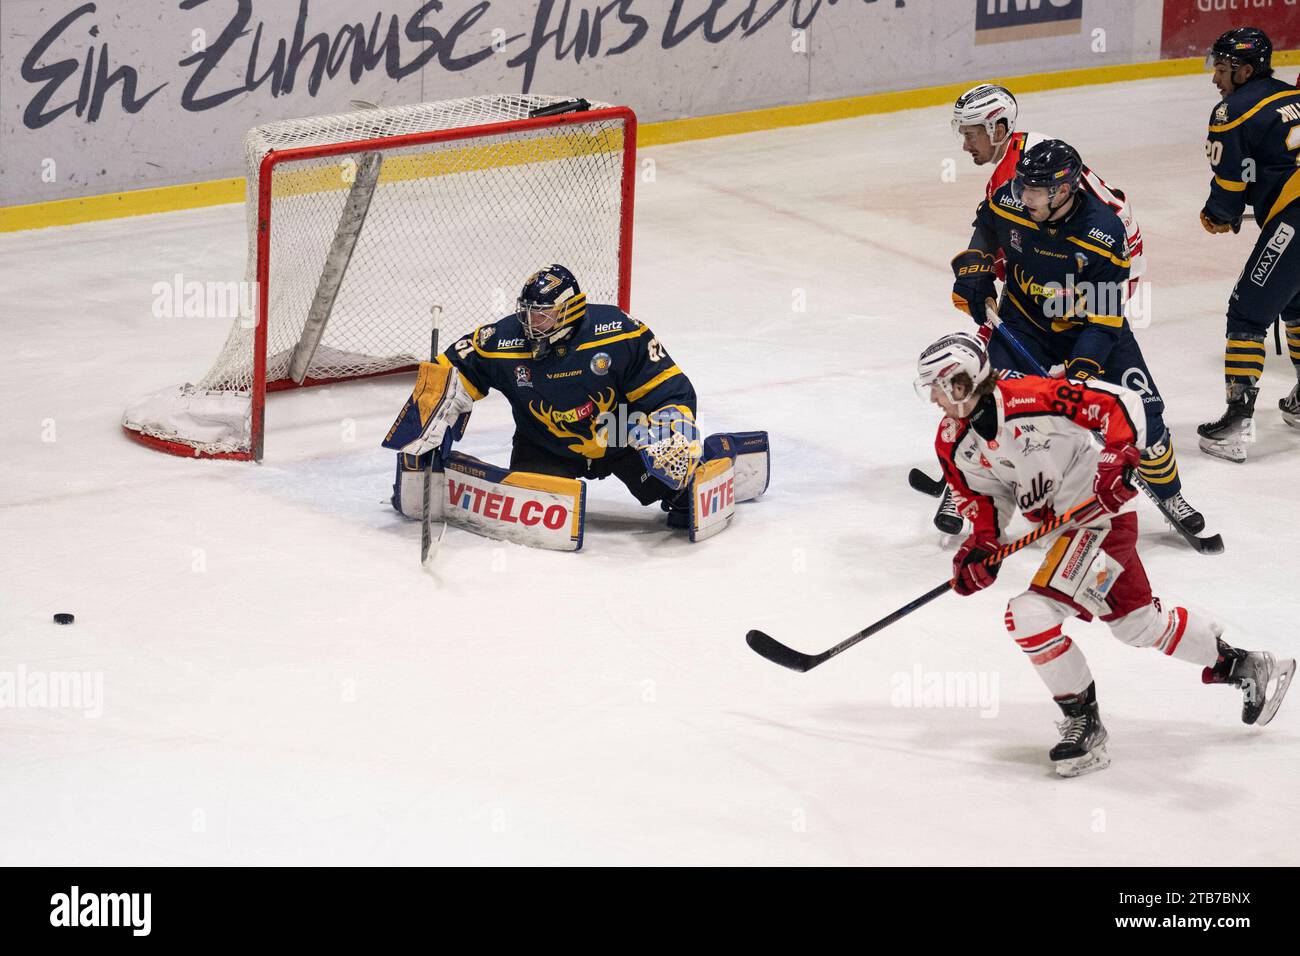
[124,94,631,457]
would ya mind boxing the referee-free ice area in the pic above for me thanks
[2,72,1297,865]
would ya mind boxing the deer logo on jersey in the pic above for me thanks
[528,389,618,458]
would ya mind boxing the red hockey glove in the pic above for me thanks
[1094,443,1141,514]
[952,533,1001,596]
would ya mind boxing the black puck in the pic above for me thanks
[53,613,75,625]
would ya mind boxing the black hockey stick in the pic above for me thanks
[908,467,946,498]
[746,496,1102,672]
[988,309,1224,555]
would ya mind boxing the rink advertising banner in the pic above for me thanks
[1,0,1166,208]
[975,0,1085,45]
[1161,0,1300,59]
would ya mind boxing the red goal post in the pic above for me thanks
[123,96,637,461]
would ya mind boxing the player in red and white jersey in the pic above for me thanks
[951,84,1145,286]
[917,331,1293,777]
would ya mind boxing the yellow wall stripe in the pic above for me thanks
[4,52,1297,233]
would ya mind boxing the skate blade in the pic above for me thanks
[1054,744,1111,778]
[1283,412,1300,429]
[1256,658,1296,727]
[1197,437,1247,463]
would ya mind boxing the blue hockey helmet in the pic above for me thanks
[1209,27,1272,76]
[1012,139,1082,216]
[517,264,586,356]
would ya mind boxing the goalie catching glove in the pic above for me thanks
[381,360,474,458]
[627,406,703,492]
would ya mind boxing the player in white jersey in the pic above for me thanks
[918,331,1293,776]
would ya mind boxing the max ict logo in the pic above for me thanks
[1251,222,1294,287]
[447,480,568,529]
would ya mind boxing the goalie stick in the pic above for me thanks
[746,496,1103,673]
[420,305,446,570]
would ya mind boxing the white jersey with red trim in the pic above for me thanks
[935,375,1147,542]
[986,131,1145,282]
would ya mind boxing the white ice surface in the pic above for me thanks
[2,73,1298,866]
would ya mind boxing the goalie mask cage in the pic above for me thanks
[122,95,636,460]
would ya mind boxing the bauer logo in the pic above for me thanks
[1251,223,1294,287]
[974,0,1082,45]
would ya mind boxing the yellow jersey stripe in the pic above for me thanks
[575,325,649,351]
[1209,90,1300,132]
[989,202,1039,231]
[1085,312,1125,329]
[1066,235,1131,268]
[1264,168,1300,225]
[1224,365,1263,378]
[627,364,683,402]
[1213,176,1247,192]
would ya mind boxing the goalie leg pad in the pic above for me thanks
[441,451,585,551]
[689,456,736,542]
[703,431,769,502]
[392,452,440,520]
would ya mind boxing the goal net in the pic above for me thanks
[123,95,636,460]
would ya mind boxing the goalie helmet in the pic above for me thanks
[518,264,586,358]
[915,331,991,413]
[951,84,1017,145]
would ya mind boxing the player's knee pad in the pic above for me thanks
[1005,592,1070,658]
[1108,602,1221,666]
[1005,591,1092,696]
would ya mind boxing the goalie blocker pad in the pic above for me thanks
[392,451,585,552]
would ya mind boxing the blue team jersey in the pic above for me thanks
[1204,75,1300,227]
[443,303,697,461]
[972,185,1132,379]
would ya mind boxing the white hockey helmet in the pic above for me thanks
[915,331,992,410]
[951,84,1017,145]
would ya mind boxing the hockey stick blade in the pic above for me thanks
[909,468,945,498]
[746,498,1100,672]
[746,630,822,672]
[1136,481,1224,555]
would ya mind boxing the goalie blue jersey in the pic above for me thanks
[443,304,697,461]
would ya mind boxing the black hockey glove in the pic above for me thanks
[951,249,997,324]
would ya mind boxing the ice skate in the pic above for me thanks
[1161,491,1205,535]
[1203,640,1296,726]
[1197,386,1258,463]
[1050,683,1111,777]
[933,486,964,535]
[1280,384,1300,429]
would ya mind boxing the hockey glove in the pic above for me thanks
[1199,208,1241,235]
[1094,442,1141,515]
[628,406,702,492]
[1062,356,1103,382]
[951,249,997,325]
[381,362,474,458]
[952,533,1001,596]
